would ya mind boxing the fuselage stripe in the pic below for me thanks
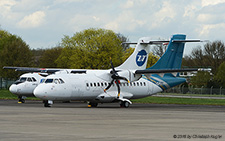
[142,76,166,91]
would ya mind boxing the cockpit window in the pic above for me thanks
[32,77,37,82]
[45,79,54,83]
[40,79,45,83]
[59,78,65,84]
[19,77,27,82]
[54,79,59,84]
[27,77,32,82]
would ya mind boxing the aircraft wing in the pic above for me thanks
[3,66,61,73]
[3,66,88,74]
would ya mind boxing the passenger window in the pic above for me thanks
[144,82,146,86]
[137,82,139,86]
[90,83,93,87]
[94,83,96,87]
[27,78,32,82]
[140,82,142,86]
[86,83,89,87]
[97,83,100,87]
[101,83,104,87]
[133,82,136,86]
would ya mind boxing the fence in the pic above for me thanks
[0,78,15,89]
[164,86,225,95]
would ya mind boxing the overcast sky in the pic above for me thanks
[1,0,225,55]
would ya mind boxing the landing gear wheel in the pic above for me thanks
[120,101,130,108]
[43,100,53,107]
[18,96,25,103]
[88,102,98,108]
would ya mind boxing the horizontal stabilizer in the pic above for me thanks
[123,39,204,45]
[122,40,169,45]
[135,68,198,74]
[172,39,201,43]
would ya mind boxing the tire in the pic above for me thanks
[124,101,130,108]
[89,102,98,107]
[120,101,129,108]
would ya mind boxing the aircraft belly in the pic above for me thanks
[122,86,148,99]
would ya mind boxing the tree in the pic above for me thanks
[152,44,167,57]
[117,33,129,51]
[182,41,225,74]
[0,32,33,78]
[39,47,63,68]
[204,41,225,73]
[215,61,225,87]
[56,28,124,69]
[31,48,46,67]
[190,71,211,87]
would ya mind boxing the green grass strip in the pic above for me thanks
[132,96,225,106]
[1,89,225,105]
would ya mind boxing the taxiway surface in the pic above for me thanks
[0,100,224,141]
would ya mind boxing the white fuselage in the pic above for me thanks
[34,71,162,102]
[9,73,44,97]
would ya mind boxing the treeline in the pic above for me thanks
[182,41,225,88]
[0,28,158,79]
[1,28,225,88]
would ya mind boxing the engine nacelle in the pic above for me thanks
[117,70,142,83]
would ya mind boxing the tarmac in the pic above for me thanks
[0,100,225,141]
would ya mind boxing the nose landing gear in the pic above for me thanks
[43,100,53,107]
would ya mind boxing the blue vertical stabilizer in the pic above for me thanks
[148,34,186,70]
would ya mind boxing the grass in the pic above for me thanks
[1,89,225,106]
[159,93,225,97]
[132,96,225,106]
[0,89,39,100]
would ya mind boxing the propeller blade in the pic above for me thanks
[110,57,116,74]
[104,79,114,93]
[116,76,130,83]
[104,58,129,98]
[115,79,120,98]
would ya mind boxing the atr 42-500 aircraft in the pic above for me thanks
[8,73,43,103]
[32,34,201,108]
[3,67,84,103]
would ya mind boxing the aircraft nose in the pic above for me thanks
[34,86,46,99]
[9,84,17,94]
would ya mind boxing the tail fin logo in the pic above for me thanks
[136,50,147,67]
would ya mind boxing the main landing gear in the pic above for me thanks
[120,101,130,108]
[87,101,130,108]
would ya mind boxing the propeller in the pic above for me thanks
[104,58,130,98]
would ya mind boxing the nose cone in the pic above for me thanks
[34,85,47,100]
[33,86,42,98]
[9,84,17,94]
